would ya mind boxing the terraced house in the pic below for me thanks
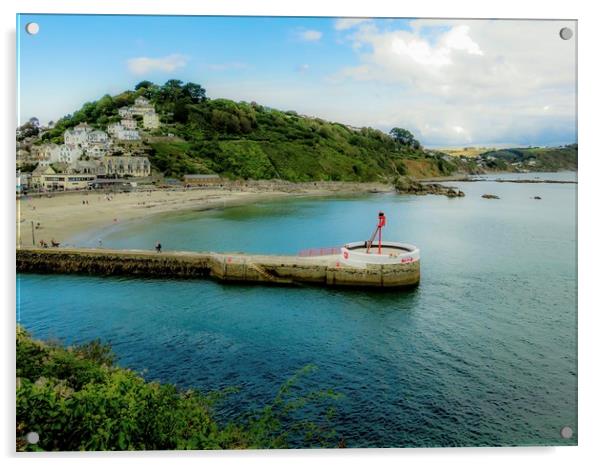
[101,156,151,177]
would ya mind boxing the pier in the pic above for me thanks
[16,246,421,288]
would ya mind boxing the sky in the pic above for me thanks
[17,14,577,147]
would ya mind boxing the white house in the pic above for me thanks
[115,128,140,141]
[57,144,83,164]
[143,113,160,129]
[86,144,110,158]
[107,122,139,140]
[107,123,122,136]
[88,129,109,143]
[121,118,137,130]
[103,156,151,177]
[118,107,133,118]
[37,143,64,164]
[134,96,150,107]
[64,123,92,146]
[131,96,155,115]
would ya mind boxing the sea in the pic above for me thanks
[17,172,577,447]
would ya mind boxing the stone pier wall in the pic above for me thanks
[16,248,420,288]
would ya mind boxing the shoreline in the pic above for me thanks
[418,171,577,183]
[15,171,576,247]
[16,181,393,246]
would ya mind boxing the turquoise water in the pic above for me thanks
[17,173,577,447]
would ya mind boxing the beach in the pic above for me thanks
[16,181,392,247]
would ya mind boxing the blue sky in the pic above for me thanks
[17,14,577,147]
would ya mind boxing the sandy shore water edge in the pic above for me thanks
[16,182,393,247]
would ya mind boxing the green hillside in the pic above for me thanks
[37,80,454,181]
[480,145,578,172]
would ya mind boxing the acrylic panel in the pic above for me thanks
[16,14,577,451]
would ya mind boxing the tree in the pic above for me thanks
[182,82,206,103]
[135,80,154,90]
[173,101,190,124]
[16,117,41,141]
[389,127,421,149]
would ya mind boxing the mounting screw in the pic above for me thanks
[25,22,40,35]
[26,431,39,444]
[559,27,573,40]
[560,426,573,439]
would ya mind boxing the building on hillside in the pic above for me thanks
[57,144,83,164]
[64,123,92,146]
[143,112,160,129]
[69,159,102,175]
[36,143,60,164]
[116,129,140,141]
[118,107,133,118]
[107,123,122,136]
[135,96,150,106]
[107,123,140,141]
[131,96,156,116]
[88,129,109,143]
[121,118,137,130]
[183,174,222,186]
[102,156,151,177]
[17,149,30,162]
[86,144,110,158]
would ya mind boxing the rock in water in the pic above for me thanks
[481,194,500,199]
[394,176,465,198]
[534,196,542,200]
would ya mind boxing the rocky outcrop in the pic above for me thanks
[481,194,500,199]
[394,177,465,198]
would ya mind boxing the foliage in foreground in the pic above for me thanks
[16,327,342,451]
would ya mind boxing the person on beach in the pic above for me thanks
[155,241,162,253]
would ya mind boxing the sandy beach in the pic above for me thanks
[16,181,392,247]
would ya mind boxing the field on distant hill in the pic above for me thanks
[437,147,496,158]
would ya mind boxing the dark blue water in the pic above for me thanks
[17,173,577,447]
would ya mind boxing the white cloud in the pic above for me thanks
[298,29,323,42]
[332,19,576,146]
[297,64,310,73]
[127,54,188,75]
[334,18,371,31]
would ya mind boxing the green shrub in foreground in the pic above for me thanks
[16,327,342,451]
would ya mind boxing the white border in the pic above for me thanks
[3,1,600,465]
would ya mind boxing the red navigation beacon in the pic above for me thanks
[366,211,386,254]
